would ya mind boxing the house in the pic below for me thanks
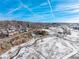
[19,27,28,33]
[7,26,20,36]
[0,29,9,38]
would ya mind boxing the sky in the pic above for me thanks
[0,0,79,23]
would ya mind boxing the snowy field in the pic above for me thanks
[0,25,79,59]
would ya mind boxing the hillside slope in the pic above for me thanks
[0,26,79,59]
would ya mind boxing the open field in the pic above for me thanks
[0,21,79,59]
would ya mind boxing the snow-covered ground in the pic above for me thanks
[0,26,79,59]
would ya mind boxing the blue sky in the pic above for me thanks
[0,0,79,23]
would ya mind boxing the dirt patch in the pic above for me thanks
[0,32,33,55]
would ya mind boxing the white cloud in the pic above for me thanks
[7,0,35,15]
[47,0,54,17]
[7,6,22,15]
[24,13,54,23]
[67,8,79,13]
[32,2,48,9]
[55,4,79,13]
[56,16,79,23]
